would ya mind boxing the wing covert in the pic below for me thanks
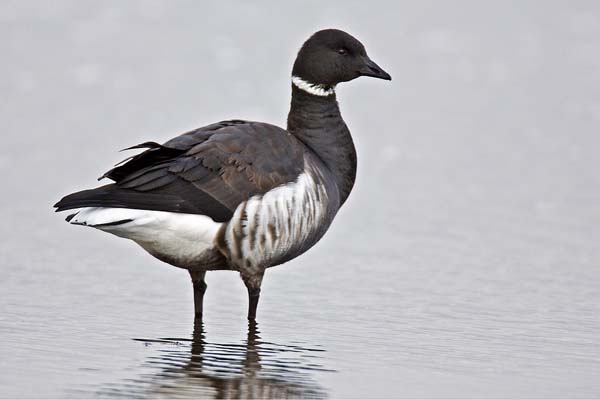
[55,120,305,222]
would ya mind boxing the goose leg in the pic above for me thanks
[242,273,264,321]
[189,270,207,320]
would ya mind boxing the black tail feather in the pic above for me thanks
[65,212,78,222]
[54,184,186,213]
[90,218,134,228]
[54,180,234,222]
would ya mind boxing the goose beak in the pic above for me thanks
[359,56,391,81]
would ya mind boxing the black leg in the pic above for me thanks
[242,273,264,321]
[247,287,261,320]
[189,271,207,320]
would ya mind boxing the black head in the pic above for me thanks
[292,29,391,87]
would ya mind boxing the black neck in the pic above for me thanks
[286,85,357,205]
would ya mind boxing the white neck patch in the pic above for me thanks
[291,76,335,97]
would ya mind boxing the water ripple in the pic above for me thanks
[80,321,332,399]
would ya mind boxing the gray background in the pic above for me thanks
[1,0,599,398]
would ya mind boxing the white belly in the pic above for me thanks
[69,207,222,266]
[68,168,332,271]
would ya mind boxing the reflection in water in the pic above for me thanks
[96,321,331,399]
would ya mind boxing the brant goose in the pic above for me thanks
[54,29,391,320]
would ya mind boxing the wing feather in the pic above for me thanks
[55,120,305,222]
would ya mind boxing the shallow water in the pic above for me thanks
[2,1,600,398]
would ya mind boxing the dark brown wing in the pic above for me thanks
[54,120,305,222]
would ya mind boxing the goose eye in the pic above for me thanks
[337,48,348,55]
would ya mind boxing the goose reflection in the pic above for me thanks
[100,321,331,399]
